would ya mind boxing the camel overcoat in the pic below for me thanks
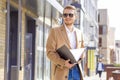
[46,25,84,80]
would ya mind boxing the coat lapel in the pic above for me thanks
[75,29,84,48]
[60,25,71,48]
[75,29,79,48]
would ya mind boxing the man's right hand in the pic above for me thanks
[64,59,77,69]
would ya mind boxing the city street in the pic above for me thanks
[0,0,120,80]
[84,72,107,80]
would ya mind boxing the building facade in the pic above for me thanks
[98,9,109,64]
[115,40,120,64]
[108,27,115,64]
[0,0,62,80]
[0,1,6,80]
[0,0,99,80]
[81,0,99,76]
[98,9,115,64]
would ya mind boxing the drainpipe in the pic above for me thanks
[49,4,53,80]
[43,0,46,80]
[50,6,53,28]
[5,0,10,80]
[18,0,22,71]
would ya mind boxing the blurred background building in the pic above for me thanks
[115,40,120,64]
[98,9,115,64]
[0,0,116,80]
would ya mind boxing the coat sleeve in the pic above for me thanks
[102,63,105,71]
[46,28,65,68]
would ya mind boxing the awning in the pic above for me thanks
[46,0,63,14]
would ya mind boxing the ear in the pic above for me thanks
[74,15,78,21]
[75,14,79,19]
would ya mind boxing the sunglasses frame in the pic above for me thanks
[63,13,74,18]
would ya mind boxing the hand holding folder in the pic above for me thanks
[56,45,86,64]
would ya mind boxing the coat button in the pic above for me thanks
[65,76,68,78]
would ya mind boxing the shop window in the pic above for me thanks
[99,25,107,35]
[99,37,102,47]
[99,25,103,35]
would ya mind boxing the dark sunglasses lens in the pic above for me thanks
[63,14,68,17]
[63,13,74,18]
[69,14,73,17]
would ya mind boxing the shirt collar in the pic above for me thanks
[64,24,75,33]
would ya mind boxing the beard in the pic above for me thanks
[64,21,74,26]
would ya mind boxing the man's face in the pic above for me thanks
[63,9,76,26]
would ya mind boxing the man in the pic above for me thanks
[46,5,84,80]
[96,58,104,80]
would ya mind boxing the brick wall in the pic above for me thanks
[0,0,6,80]
[0,0,37,80]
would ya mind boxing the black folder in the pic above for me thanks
[56,45,77,63]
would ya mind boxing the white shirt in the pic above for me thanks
[98,62,103,71]
[64,25,76,49]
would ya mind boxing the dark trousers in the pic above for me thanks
[98,71,102,78]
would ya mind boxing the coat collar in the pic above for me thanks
[60,25,80,49]
[60,25,71,48]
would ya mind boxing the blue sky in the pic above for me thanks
[98,0,120,40]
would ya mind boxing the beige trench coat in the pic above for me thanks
[46,25,84,80]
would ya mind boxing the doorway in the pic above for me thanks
[8,6,19,80]
[24,15,36,80]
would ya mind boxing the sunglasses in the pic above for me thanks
[63,13,74,18]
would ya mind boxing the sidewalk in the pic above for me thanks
[84,72,106,80]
